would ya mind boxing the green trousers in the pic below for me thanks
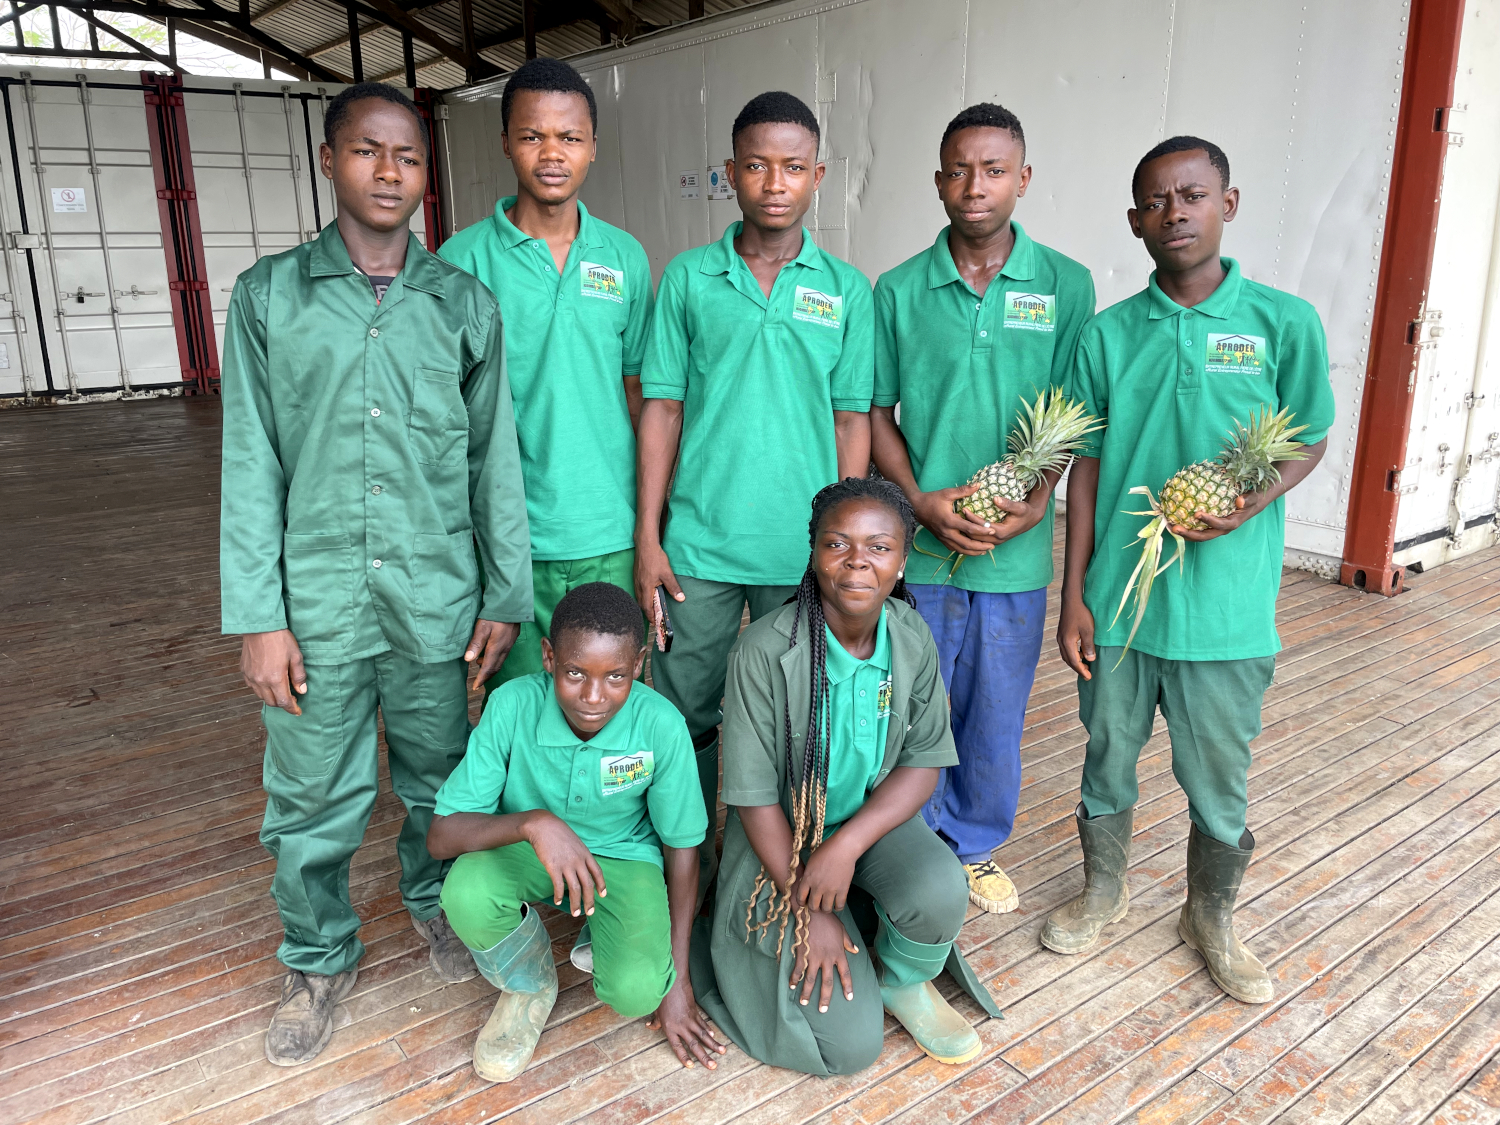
[441,841,674,1019]
[647,575,797,884]
[483,547,636,691]
[1078,647,1276,847]
[259,651,469,976]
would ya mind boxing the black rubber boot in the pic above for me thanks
[265,967,359,1066]
[1178,824,1273,1004]
[412,910,479,983]
[1040,805,1132,955]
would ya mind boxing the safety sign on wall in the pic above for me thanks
[679,170,701,199]
[51,188,87,212]
[706,166,734,200]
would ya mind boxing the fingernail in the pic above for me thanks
[586,908,594,915]
[800,999,808,1006]
[846,992,853,1000]
[820,1005,828,1012]
[599,889,607,897]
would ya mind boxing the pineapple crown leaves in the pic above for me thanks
[1217,405,1309,494]
[1005,389,1104,487]
[1110,485,1186,664]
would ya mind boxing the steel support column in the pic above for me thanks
[142,71,219,395]
[1339,0,1469,596]
[413,87,446,252]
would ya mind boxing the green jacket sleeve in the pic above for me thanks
[895,631,958,769]
[720,641,784,807]
[640,260,690,401]
[466,303,534,624]
[219,272,289,636]
[622,241,656,378]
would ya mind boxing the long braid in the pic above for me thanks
[744,477,919,959]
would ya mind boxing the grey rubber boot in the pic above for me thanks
[412,909,479,983]
[469,904,558,1082]
[1040,805,1132,955]
[264,966,359,1066]
[1178,824,1274,1004]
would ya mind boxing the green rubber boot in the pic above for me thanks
[874,904,981,1066]
[1040,805,1132,955]
[1178,825,1273,1005]
[469,904,558,1082]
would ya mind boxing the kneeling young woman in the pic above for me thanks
[690,477,1002,1075]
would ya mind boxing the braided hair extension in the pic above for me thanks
[744,477,919,959]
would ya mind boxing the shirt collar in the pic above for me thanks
[491,196,603,251]
[927,221,1036,290]
[699,221,824,276]
[308,221,444,297]
[823,608,892,686]
[535,679,636,753]
[1146,256,1243,320]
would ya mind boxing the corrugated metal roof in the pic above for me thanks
[175,0,766,89]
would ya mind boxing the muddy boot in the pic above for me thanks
[1040,805,1132,955]
[412,910,479,984]
[470,904,558,1082]
[1178,825,1273,1005]
[264,967,359,1066]
[875,905,981,1065]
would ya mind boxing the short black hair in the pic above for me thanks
[941,102,1025,156]
[731,91,820,154]
[1132,135,1231,199]
[324,82,428,156]
[502,56,598,134]
[549,582,645,651]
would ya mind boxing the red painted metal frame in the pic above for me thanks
[141,71,220,396]
[1339,0,1468,596]
[413,87,448,251]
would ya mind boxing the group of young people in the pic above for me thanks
[220,55,1335,1080]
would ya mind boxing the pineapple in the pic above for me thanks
[1111,406,1310,662]
[956,390,1100,524]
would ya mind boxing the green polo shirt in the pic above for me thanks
[642,223,875,585]
[874,223,1095,591]
[1071,259,1336,660]
[434,672,707,868]
[439,198,652,561]
[219,222,531,665]
[821,610,893,827]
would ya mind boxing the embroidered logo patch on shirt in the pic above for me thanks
[1205,333,1266,374]
[793,286,842,328]
[581,261,625,303]
[1002,292,1056,331]
[600,751,653,795]
[877,678,893,719]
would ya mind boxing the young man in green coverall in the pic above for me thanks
[220,83,531,1066]
[871,104,1094,916]
[1047,137,1334,1004]
[430,583,726,1082]
[635,91,874,893]
[440,58,652,689]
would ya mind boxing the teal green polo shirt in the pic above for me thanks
[434,672,707,867]
[1071,259,1336,660]
[641,223,875,585]
[439,198,653,561]
[822,609,892,828]
[874,223,1095,591]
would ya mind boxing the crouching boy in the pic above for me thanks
[427,582,725,1081]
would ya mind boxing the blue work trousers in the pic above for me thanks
[908,584,1046,864]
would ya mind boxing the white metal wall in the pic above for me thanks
[0,67,421,400]
[1391,0,1500,570]
[443,0,1414,572]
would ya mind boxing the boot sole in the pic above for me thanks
[968,886,1019,914]
[1039,897,1129,956]
[914,1036,984,1066]
[264,966,359,1067]
[1177,920,1274,1005]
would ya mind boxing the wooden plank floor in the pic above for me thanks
[2,397,1499,1125]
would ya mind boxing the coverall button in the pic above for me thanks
[371,485,381,494]
[979,330,988,338]
[369,327,379,338]
[574,795,583,803]
[371,559,382,568]
[370,408,380,417]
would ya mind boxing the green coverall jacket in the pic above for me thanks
[219,223,532,664]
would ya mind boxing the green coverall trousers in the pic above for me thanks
[1078,647,1277,847]
[647,575,796,885]
[260,652,470,976]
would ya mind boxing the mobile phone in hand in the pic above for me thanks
[653,584,674,653]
